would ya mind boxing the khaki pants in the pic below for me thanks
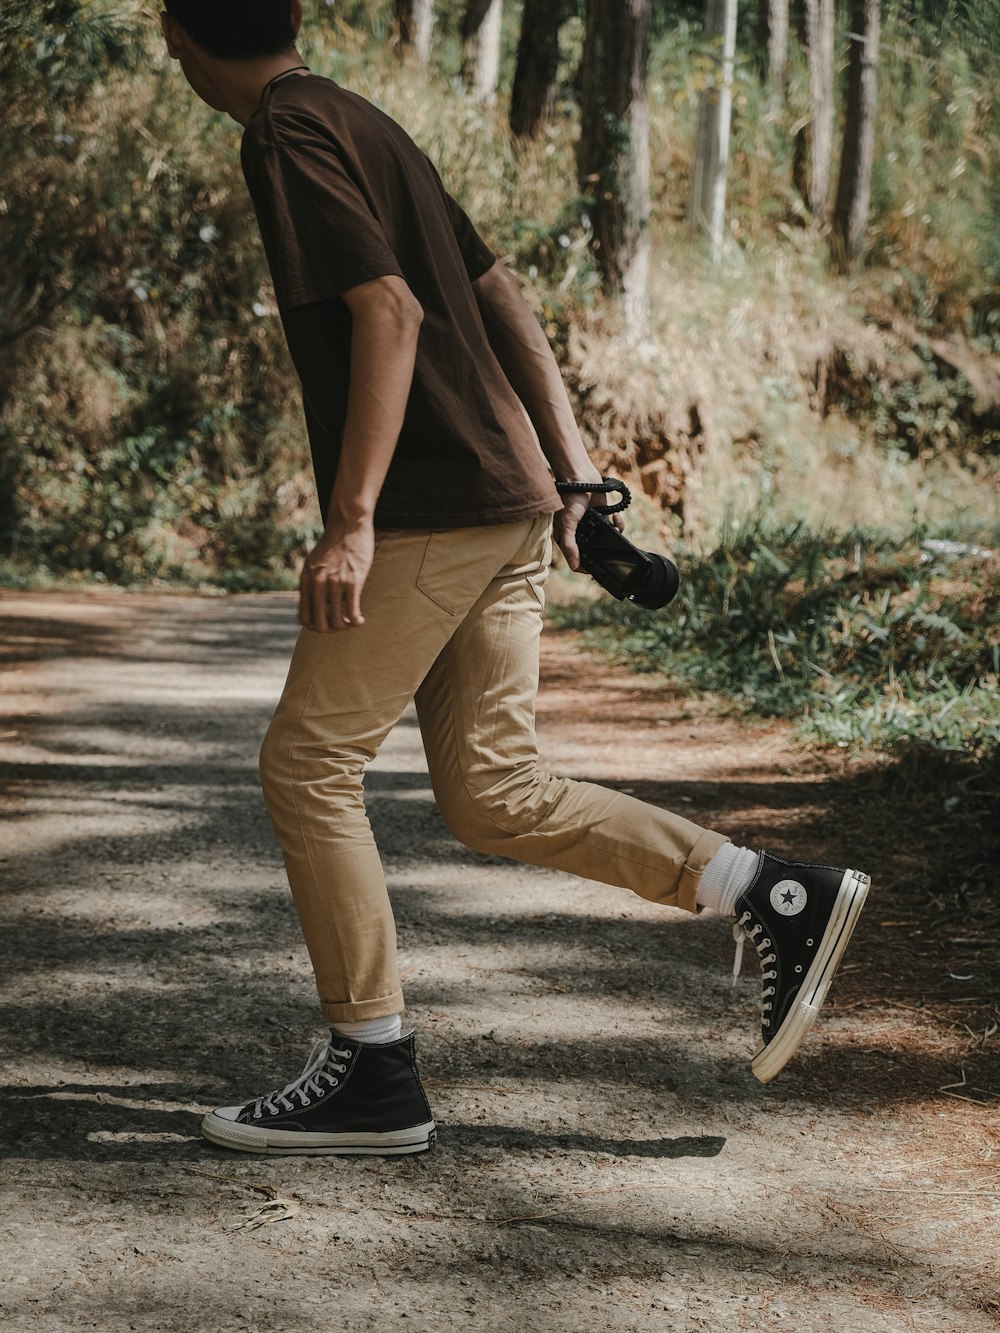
[259,515,726,1024]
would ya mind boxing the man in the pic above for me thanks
[161,0,870,1157]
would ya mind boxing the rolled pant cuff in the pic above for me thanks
[676,829,730,914]
[321,990,406,1026]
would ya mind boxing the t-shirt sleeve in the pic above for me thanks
[242,132,404,308]
[443,190,497,282]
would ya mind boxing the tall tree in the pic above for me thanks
[690,0,738,259]
[577,0,652,334]
[832,0,881,267]
[793,0,836,220]
[510,0,573,138]
[461,0,503,106]
[395,0,434,64]
[757,0,789,103]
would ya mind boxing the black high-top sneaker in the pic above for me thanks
[732,853,871,1084]
[201,1032,436,1155]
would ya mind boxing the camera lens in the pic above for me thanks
[632,553,679,611]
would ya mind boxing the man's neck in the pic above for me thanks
[199,51,311,127]
[233,56,311,125]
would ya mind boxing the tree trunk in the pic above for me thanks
[510,0,571,138]
[577,0,651,335]
[757,0,789,103]
[832,0,880,268]
[461,0,503,106]
[395,0,434,64]
[689,0,738,260]
[794,0,836,220]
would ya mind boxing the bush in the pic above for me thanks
[0,0,315,586]
[551,517,1000,760]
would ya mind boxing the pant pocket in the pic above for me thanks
[415,530,478,616]
[415,521,542,617]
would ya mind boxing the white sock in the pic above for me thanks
[696,844,760,917]
[332,1015,403,1045]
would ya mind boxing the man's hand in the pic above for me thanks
[554,489,594,572]
[554,484,627,572]
[298,519,376,633]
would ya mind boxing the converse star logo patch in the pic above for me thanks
[770,879,807,915]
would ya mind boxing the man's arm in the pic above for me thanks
[471,262,615,569]
[299,274,423,633]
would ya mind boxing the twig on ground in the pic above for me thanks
[182,1166,279,1198]
[422,1081,516,1094]
[938,1069,1000,1103]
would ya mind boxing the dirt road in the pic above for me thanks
[1,589,996,1332]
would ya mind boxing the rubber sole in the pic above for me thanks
[200,1114,437,1156]
[750,868,870,1084]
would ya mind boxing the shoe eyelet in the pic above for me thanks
[795,965,803,973]
[807,938,814,946]
[330,1078,338,1085]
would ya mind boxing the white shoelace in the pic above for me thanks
[251,1039,352,1118]
[731,911,777,1024]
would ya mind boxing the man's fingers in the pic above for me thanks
[313,575,332,634]
[298,568,315,630]
[328,580,365,630]
[332,581,347,628]
[324,578,348,632]
[345,583,365,626]
[299,550,371,633]
[300,568,331,633]
[554,514,581,571]
[301,575,365,633]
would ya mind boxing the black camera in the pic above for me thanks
[558,478,679,612]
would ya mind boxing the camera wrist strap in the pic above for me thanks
[554,477,632,515]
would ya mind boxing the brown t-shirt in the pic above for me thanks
[240,74,560,528]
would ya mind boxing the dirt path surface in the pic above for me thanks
[1,589,997,1333]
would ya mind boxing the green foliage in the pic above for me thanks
[865,349,980,453]
[0,1,998,591]
[551,518,1000,761]
[865,15,999,335]
[0,1,136,355]
[0,1,315,585]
